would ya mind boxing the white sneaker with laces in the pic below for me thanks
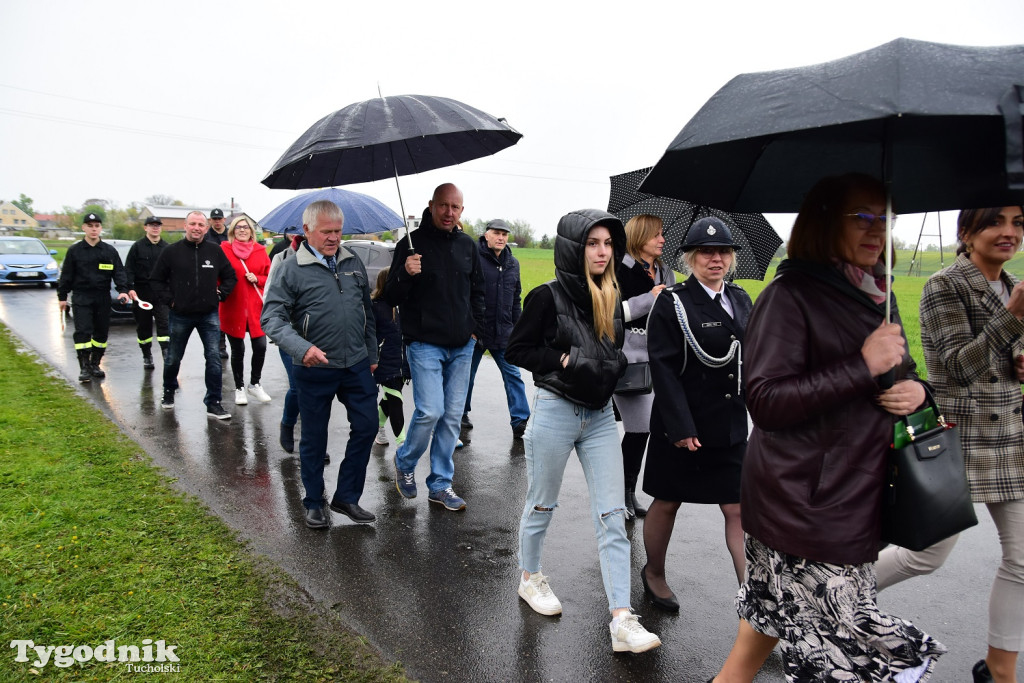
[234,387,248,405]
[248,384,272,402]
[374,426,388,445]
[610,613,661,653]
[518,572,562,616]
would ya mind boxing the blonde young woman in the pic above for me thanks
[506,209,661,654]
[613,214,675,518]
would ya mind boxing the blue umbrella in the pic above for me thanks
[259,188,405,235]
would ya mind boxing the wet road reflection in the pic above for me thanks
[0,285,1000,682]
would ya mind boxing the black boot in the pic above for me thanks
[77,350,92,383]
[141,343,154,370]
[89,348,106,378]
[280,424,295,453]
[628,487,648,518]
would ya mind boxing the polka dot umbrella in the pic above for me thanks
[608,168,782,280]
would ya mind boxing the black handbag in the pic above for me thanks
[614,362,652,395]
[880,386,978,551]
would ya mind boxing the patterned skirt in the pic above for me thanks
[737,535,947,682]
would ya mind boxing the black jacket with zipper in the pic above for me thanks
[150,237,236,315]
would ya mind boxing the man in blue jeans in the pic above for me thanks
[384,183,485,511]
[462,219,530,438]
[262,200,379,528]
[150,211,236,419]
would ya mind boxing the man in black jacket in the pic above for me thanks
[150,211,237,419]
[462,219,530,438]
[125,216,170,369]
[384,183,485,511]
[57,212,131,383]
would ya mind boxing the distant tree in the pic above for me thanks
[508,219,533,248]
[145,194,178,206]
[80,204,107,225]
[380,231,393,242]
[82,198,109,210]
[12,193,34,216]
[774,242,787,259]
[539,234,552,249]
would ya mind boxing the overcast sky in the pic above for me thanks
[2,0,1022,249]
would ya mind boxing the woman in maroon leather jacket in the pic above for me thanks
[710,174,946,683]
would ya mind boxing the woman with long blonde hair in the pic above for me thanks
[506,208,661,654]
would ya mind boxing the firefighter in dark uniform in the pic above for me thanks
[57,212,131,382]
[125,216,170,369]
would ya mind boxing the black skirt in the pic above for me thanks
[641,432,744,504]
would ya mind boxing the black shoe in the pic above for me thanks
[207,403,231,420]
[512,422,527,439]
[461,413,473,429]
[640,564,680,612]
[329,500,375,524]
[219,347,228,359]
[973,659,994,683]
[78,367,92,383]
[628,488,648,518]
[88,363,105,378]
[161,388,175,409]
[143,353,155,370]
[279,424,295,453]
[304,507,329,529]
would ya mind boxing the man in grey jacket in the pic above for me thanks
[261,200,378,528]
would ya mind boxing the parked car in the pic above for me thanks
[0,236,60,287]
[343,239,396,284]
[67,239,135,319]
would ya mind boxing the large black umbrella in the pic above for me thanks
[640,38,1024,215]
[609,168,782,280]
[262,94,521,189]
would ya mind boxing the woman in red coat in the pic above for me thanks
[220,216,272,405]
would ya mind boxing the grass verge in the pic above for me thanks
[0,323,408,682]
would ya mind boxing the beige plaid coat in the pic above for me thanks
[920,253,1024,503]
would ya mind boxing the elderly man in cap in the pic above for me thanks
[57,212,131,382]
[462,218,530,438]
[262,200,379,528]
[125,216,170,369]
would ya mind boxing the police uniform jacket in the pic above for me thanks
[57,239,128,304]
[125,237,168,298]
[648,276,751,448]
[740,259,919,566]
[920,253,1024,504]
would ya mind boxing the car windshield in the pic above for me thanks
[0,240,48,256]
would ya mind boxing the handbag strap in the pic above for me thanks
[897,383,948,440]
[671,292,742,395]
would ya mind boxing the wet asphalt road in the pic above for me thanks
[0,284,1010,682]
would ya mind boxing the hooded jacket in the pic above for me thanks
[506,209,627,409]
[476,235,522,350]
[150,237,236,315]
[383,207,485,346]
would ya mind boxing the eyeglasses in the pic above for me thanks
[694,246,732,256]
[844,212,897,229]
[234,226,251,231]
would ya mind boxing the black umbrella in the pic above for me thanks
[640,38,1024,215]
[262,94,522,249]
[608,168,782,280]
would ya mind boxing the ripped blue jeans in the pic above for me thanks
[518,387,631,611]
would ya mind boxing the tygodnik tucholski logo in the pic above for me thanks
[10,638,180,672]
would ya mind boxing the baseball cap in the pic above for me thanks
[144,216,163,226]
[210,208,225,219]
[83,213,102,224]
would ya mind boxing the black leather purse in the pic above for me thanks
[614,362,652,395]
[880,386,978,551]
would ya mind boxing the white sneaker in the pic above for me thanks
[610,613,661,653]
[374,426,388,445]
[248,384,272,402]
[234,387,248,405]
[518,572,562,616]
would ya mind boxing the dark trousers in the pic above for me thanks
[164,310,222,407]
[295,358,377,509]
[71,292,111,350]
[227,334,267,389]
[132,288,169,348]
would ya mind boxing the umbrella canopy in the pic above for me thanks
[261,94,523,190]
[640,38,1024,214]
[259,188,405,236]
[609,168,782,280]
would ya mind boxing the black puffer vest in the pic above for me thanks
[534,209,627,409]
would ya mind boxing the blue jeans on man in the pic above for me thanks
[395,339,474,493]
[164,310,223,407]
[294,358,377,509]
[278,347,299,428]
[464,344,530,430]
